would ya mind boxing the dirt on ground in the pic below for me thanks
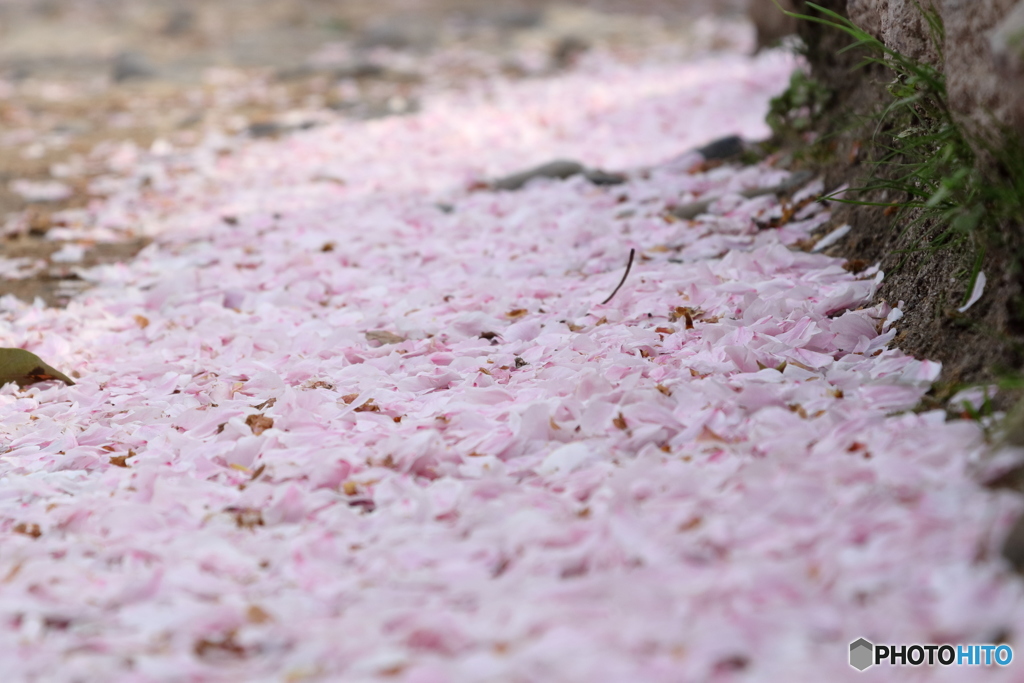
[0,0,746,306]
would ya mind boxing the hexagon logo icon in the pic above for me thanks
[850,638,874,671]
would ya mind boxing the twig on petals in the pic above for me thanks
[600,248,635,305]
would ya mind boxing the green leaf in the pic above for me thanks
[0,348,75,388]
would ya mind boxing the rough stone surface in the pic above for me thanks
[818,0,1021,131]
[748,0,798,50]
[491,160,586,191]
[880,0,940,66]
[990,0,1024,128]
[941,0,1019,131]
[992,0,1024,64]
[846,0,882,37]
[794,0,1024,390]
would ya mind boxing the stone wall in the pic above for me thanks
[745,0,1024,391]
[750,0,1024,130]
[748,0,797,49]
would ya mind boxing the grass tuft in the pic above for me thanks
[775,1,1024,305]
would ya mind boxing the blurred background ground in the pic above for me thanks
[0,0,753,306]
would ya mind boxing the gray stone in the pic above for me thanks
[490,9,543,30]
[248,122,284,139]
[670,170,813,220]
[356,18,434,51]
[491,160,628,191]
[696,135,745,161]
[583,169,626,186]
[492,160,586,191]
[112,51,155,82]
[163,6,195,36]
[551,36,590,70]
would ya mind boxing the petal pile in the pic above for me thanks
[0,48,1021,682]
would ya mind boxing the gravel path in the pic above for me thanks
[0,38,1021,682]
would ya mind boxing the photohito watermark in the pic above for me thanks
[849,638,1014,671]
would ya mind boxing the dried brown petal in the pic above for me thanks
[366,330,406,345]
[246,414,274,435]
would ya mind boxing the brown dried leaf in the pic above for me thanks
[3,561,23,583]
[246,605,273,624]
[194,631,247,661]
[613,413,628,430]
[341,393,359,404]
[366,330,405,345]
[13,523,41,538]
[848,140,862,163]
[228,507,264,529]
[109,450,136,468]
[380,664,407,677]
[246,413,274,435]
[506,309,528,319]
[776,202,798,226]
[678,516,702,532]
[843,259,869,274]
[656,384,672,396]
[668,307,696,328]
[133,315,150,329]
[697,425,728,443]
[354,399,381,413]
[0,348,75,388]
